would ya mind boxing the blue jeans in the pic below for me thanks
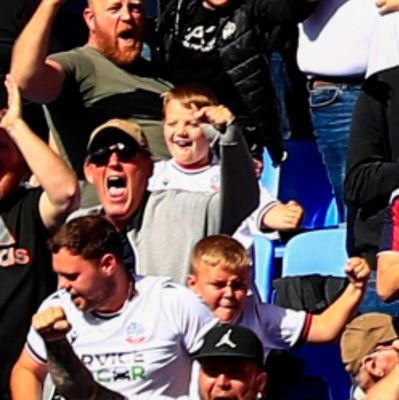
[358,270,399,316]
[308,83,361,223]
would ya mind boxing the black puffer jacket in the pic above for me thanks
[156,0,316,164]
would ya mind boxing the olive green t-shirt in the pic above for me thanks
[45,46,171,205]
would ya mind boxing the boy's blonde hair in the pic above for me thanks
[191,235,251,275]
[162,84,218,117]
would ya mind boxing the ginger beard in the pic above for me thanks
[92,17,144,66]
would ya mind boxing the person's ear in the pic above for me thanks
[187,274,198,292]
[363,355,385,378]
[83,7,96,32]
[256,371,267,394]
[99,253,118,276]
[84,161,94,184]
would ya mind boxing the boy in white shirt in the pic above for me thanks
[188,234,370,355]
[149,84,304,244]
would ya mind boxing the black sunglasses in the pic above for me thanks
[88,142,139,165]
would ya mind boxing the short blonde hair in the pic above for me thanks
[191,235,251,275]
[162,83,218,117]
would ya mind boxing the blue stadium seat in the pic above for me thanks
[278,139,341,229]
[260,149,280,198]
[252,235,276,303]
[281,228,351,400]
[282,228,347,277]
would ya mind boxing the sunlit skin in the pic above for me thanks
[53,248,118,313]
[163,99,211,169]
[84,0,145,65]
[0,129,26,200]
[188,262,249,323]
[202,0,232,10]
[365,340,399,378]
[84,138,153,231]
[199,358,267,400]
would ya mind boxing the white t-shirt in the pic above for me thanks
[149,159,279,247]
[237,294,308,356]
[188,294,309,400]
[148,158,222,192]
[26,275,217,399]
[366,11,399,78]
[297,0,378,77]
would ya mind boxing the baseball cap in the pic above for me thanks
[340,312,399,375]
[193,325,264,368]
[87,118,151,154]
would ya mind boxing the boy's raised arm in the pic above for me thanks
[306,257,370,342]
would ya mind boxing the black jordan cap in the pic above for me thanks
[193,324,264,367]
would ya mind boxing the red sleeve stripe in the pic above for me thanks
[391,196,399,251]
[299,313,313,343]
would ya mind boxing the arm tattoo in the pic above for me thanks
[46,339,124,400]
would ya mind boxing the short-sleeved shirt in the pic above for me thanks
[26,275,217,399]
[45,46,172,179]
[379,188,399,252]
[0,186,56,396]
[237,294,310,356]
[148,158,279,247]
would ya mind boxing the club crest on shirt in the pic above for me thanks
[126,322,147,344]
[210,174,220,191]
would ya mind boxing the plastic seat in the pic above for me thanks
[281,228,351,400]
[282,228,347,277]
[278,139,341,229]
[260,149,280,198]
[252,235,276,302]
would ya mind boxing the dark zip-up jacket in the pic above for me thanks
[155,0,316,164]
[345,66,399,269]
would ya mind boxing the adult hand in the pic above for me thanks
[376,0,399,15]
[32,306,71,342]
[0,74,23,133]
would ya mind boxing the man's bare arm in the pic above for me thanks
[10,349,48,400]
[377,252,399,302]
[11,0,66,103]
[46,339,124,400]
[1,75,80,232]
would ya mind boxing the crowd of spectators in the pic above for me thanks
[3,0,399,399]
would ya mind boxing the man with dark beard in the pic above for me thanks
[10,0,172,207]
[10,216,217,399]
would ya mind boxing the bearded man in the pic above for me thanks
[11,0,172,207]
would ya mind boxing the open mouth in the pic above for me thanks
[174,139,193,147]
[70,293,81,305]
[107,176,127,197]
[118,30,135,43]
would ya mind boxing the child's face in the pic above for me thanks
[163,99,211,168]
[188,262,249,323]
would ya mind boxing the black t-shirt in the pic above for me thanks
[0,188,57,399]
[170,4,248,116]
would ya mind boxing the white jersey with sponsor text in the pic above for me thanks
[26,275,217,399]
